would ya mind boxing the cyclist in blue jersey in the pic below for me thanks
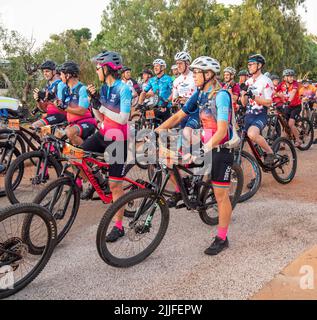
[56,61,97,146]
[32,60,67,128]
[83,51,132,243]
[138,58,173,124]
[156,56,234,256]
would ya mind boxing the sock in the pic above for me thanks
[76,178,83,189]
[175,185,181,193]
[115,221,123,230]
[217,227,228,241]
[40,163,49,177]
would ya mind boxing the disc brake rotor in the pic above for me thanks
[0,238,28,271]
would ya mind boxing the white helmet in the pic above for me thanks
[153,59,167,68]
[190,56,221,74]
[224,67,236,76]
[174,51,192,62]
[171,65,178,70]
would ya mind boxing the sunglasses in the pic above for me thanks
[192,70,204,74]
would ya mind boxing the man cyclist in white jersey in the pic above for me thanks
[241,54,275,166]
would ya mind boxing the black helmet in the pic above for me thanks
[91,51,123,71]
[238,69,249,77]
[248,54,266,66]
[270,74,280,81]
[59,61,80,76]
[121,66,132,73]
[141,69,153,76]
[40,60,56,71]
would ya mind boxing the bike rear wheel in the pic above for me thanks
[271,137,297,184]
[296,117,314,151]
[96,188,169,268]
[198,162,244,226]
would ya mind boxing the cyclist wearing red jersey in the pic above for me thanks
[222,67,240,111]
[276,69,301,147]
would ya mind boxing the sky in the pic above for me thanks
[0,0,316,48]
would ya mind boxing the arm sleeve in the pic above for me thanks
[78,86,90,109]
[216,91,231,122]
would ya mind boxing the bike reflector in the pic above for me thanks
[8,119,20,130]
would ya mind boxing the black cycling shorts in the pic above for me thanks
[42,113,66,125]
[284,105,301,121]
[209,149,234,188]
[81,132,128,180]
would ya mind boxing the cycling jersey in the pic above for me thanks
[144,74,173,107]
[182,87,232,145]
[141,81,155,105]
[299,85,317,99]
[221,82,240,111]
[58,82,94,124]
[172,71,196,100]
[272,84,286,107]
[277,80,301,107]
[245,74,274,115]
[44,79,66,115]
[98,79,132,141]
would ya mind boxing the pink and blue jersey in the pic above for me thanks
[98,80,132,141]
[182,88,232,144]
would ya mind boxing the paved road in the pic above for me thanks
[2,143,317,300]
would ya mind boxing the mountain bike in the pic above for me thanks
[23,143,147,252]
[96,140,243,268]
[265,104,314,151]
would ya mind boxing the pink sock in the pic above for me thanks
[175,185,180,193]
[217,227,228,241]
[40,163,49,176]
[115,221,123,230]
[76,178,83,189]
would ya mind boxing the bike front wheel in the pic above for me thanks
[96,188,169,268]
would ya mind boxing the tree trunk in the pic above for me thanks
[0,71,13,90]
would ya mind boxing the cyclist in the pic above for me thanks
[84,51,132,243]
[276,69,302,147]
[240,54,275,166]
[121,66,141,107]
[238,69,249,86]
[171,64,180,80]
[271,75,285,110]
[299,79,317,107]
[167,51,199,207]
[156,56,235,256]
[138,59,173,124]
[57,61,97,146]
[32,60,67,128]
[140,69,154,105]
[222,67,240,111]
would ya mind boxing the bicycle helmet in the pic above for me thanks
[224,67,236,76]
[91,51,123,71]
[248,54,266,66]
[141,69,153,76]
[238,70,249,77]
[59,61,80,76]
[270,74,280,81]
[189,56,221,74]
[171,65,178,70]
[153,59,167,68]
[121,66,132,72]
[40,60,56,71]
[174,51,192,63]
[282,69,295,77]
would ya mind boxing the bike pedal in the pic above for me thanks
[175,203,186,209]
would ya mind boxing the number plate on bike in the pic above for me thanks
[146,110,155,119]
[40,126,52,138]
[8,119,20,130]
[62,144,85,160]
